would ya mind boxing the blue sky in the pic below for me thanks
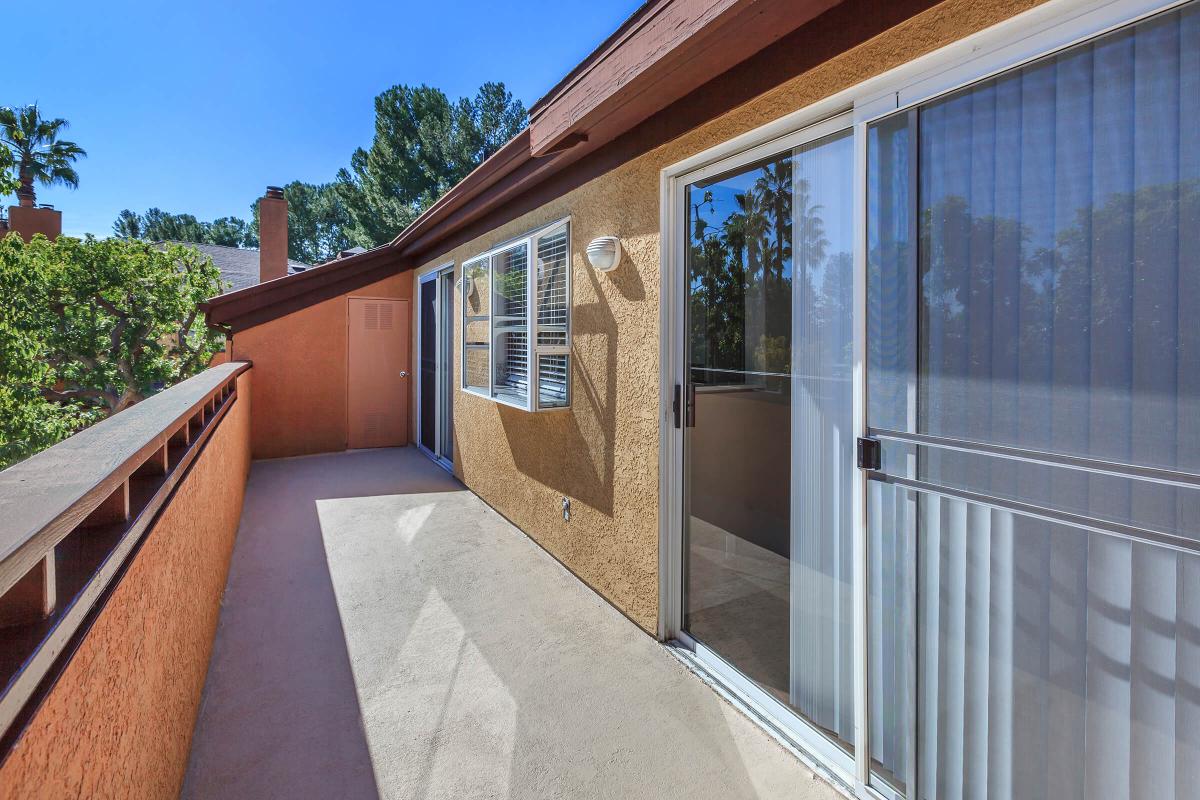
[8,0,642,238]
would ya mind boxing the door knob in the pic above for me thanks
[400,370,409,378]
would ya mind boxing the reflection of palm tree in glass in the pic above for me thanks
[688,156,840,378]
[754,161,794,283]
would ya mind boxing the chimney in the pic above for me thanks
[258,186,288,283]
[6,201,62,243]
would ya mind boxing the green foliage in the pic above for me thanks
[0,104,87,204]
[112,207,258,249]
[0,145,18,196]
[0,234,226,468]
[335,82,527,246]
[249,181,359,264]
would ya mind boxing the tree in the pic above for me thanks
[112,209,144,239]
[0,145,18,196]
[0,105,86,205]
[207,216,254,248]
[249,181,356,264]
[336,82,527,246]
[0,234,225,468]
[112,208,258,249]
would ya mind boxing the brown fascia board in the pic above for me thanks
[526,0,843,157]
[202,245,407,332]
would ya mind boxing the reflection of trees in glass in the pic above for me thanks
[688,155,840,380]
[916,179,1197,457]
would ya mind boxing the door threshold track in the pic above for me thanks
[665,640,857,800]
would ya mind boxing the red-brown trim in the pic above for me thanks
[202,246,409,332]
[527,0,840,157]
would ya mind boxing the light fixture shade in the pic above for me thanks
[586,236,622,272]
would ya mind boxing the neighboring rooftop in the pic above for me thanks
[164,242,311,292]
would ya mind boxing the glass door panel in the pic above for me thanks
[419,267,455,467]
[418,276,438,454]
[865,4,1200,796]
[683,126,855,755]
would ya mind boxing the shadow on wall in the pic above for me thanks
[497,264,637,517]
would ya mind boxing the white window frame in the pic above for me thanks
[461,217,572,412]
[657,2,1190,799]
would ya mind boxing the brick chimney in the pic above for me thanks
[6,202,62,242]
[258,186,288,283]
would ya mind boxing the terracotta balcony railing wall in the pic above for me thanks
[0,362,252,799]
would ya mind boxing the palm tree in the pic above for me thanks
[0,105,86,207]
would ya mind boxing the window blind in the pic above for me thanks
[536,226,570,408]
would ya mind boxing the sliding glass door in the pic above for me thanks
[418,266,455,468]
[670,3,1200,798]
[866,4,1200,797]
[681,122,856,763]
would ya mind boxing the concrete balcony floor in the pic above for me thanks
[182,447,838,800]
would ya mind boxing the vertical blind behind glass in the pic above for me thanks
[868,4,1200,798]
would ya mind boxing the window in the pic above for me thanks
[462,258,490,394]
[461,219,571,410]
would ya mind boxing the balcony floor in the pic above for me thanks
[182,447,838,800]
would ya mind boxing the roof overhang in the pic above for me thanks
[201,245,406,332]
[525,0,841,157]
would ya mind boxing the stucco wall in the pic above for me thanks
[0,370,252,800]
[231,273,412,460]
[416,0,1046,634]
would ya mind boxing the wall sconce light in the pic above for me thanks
[586,236,622,273]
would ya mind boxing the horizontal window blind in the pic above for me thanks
[536,227,569,348]
[535,225,570,408]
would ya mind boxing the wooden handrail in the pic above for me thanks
[0,361,251,746]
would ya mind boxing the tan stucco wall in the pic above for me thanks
[417,0,1047,634]
[0,370,252,800]
[231,272,413,460]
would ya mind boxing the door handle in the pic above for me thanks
[400,370,409,378]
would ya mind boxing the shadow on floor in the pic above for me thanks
[182,448,460,800]
[183,446,839,800]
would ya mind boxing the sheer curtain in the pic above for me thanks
[868,3,1200,797]
[791,129,856,750]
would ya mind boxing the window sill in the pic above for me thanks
[460,386,570,413]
